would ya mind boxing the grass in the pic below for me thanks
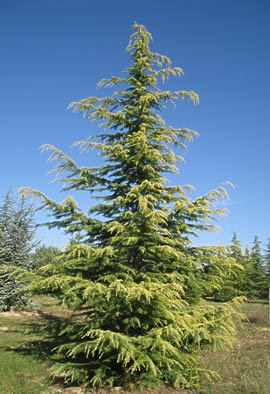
[201,301,270,394]
[0,297,71,394]
[0,298,269,393]
[0,313,51,393]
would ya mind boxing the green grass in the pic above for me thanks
[201,302,270,394]
[0,296,72,394]
[0,299,269,393]
[0,313,51,393]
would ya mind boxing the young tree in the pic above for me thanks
[0,191,38,311]
[22,23,241,389]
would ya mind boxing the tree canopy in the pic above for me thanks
[0,191,37,311]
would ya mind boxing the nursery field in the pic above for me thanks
[0,299,269,394]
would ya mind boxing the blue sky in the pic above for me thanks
[1,0,270,249]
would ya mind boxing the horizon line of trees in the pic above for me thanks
[208,232,270,301]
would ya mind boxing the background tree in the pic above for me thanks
[211,232,245,301]
[231,232,242,258]
[210,235,269,301]
[249,236,268,299]
[31,244,61,271]
[0,191,38,311]
[22,23,241,389]
[264,238,270,281]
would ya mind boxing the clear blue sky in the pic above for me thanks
[1,0,270,249]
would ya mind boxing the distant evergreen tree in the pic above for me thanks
[249,236,268,299]
[231,232,242,258]
[211,232,245,301]
[264,238,270,281]
[22,23,241,389]
[31,244,61,271]
[238,246,253,296]
[220,237,269,300]
[264,239,270,306]
[251,236,263,264]
[244,245,250,258]
[0,191,38,311]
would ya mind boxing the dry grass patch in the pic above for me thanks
[201,302,270,394]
